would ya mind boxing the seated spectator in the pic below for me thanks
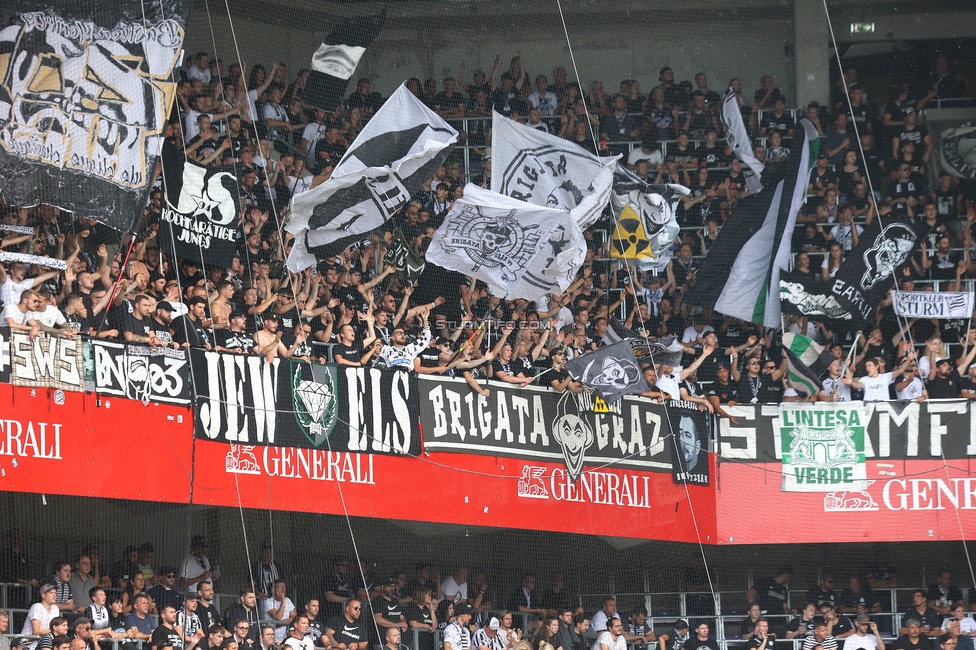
[125,594,156,643]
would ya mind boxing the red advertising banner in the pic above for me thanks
[0,383,193,503]
[714,459,976,544]
[189,439,718,543]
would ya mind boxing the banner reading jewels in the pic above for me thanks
[892,290,974,319]
[190,350,421,455]
[93,340,191,405]
[418,375,676,478]
[778,403,867,492]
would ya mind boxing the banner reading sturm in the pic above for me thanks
[190,350,421,455]
[93,340,190,405]
[892,290,974,319]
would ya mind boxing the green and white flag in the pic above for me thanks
[782,332,833,398]
[777,403,867,492]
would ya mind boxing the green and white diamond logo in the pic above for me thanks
[292,364,338,446]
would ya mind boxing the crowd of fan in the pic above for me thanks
[2,533,976,650]
[1,52,976,411]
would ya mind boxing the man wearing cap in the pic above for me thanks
[148,302,178,349]
[372,577,407,642]
[324,599,367,650]
[474,617,505,650]
[20,582,61,636]
[927,348,976,399]
[444,604,473,650]
[593,618,627,650]
[180,536,219,593]
[263,580,296,642]
[842,616,884,650]
[659,620,690,650]
[217,312,254,354]
[179,592,204,641]
[150,568,184,612]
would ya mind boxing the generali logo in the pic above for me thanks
[823,475,976,512]
[515,464,651,509]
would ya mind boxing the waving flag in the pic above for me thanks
[782,332,833,397]
[610,165,688,271]
[286,84,457,271]
[303,9,386,113]
[685,119,819,327]
[426,184,585,301]
[564,340,649,403]
[722,87,765,194]
[491,112,617,229]
[0,0,192,232]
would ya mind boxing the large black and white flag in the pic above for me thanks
[722,87,764,194]
[491,112,617,229]
[609,165,688,272]
[780,215,917,328]
[564,340,649,404]
[157,141,240,267]
[0,0,192,232]
[303,9,385,113]
[286,84,458,271]
[685,119,819,327]
[425,184,586,301]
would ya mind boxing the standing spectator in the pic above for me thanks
[179,537,219,594]
[0,262,60,307]
[928,572,964,617]
[197,582,223,632]
[22,584,60,641]
[321,558,355,621]
[68,556,96,611]
[506,574,547,622]
[253,543,280,601]
[148,568,183,613]
[747,568,792,615]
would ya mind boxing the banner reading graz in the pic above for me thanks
[93,340,190,405]
[4,328,84,392]
[716,400,976,464]
[418,375,675,476]
[779,403,867,492]
[190,350,421,455]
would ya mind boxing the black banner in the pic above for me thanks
[191,350,421,454]
[158,141,240,267]
[667,400,710,485]
[418,375,675,478]
[716,400,976,463]
[93,340,190,405]
[0,0,193,232]
[780,215,917,328]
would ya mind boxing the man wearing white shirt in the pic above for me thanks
[841,616,884,650]
[263,580,296,642]
[527,75,557,117]
[627,137,664,168]
[187,53,212,84]
[441,566,469,604]
[592,618,627,650]
[0,262,59,307]
[849,356,913,402]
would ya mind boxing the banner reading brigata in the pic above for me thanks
[190,350,421,455]
[418,375,675,478]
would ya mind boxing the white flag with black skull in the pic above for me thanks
[491,112,617,229]
[563,340,649,404]
[286,84,458,272]
[426,184,586,301]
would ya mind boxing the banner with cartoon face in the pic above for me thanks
[666,400,710,486]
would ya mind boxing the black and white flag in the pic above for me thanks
[609,165,688,272]
[0,0,192,232]
[491,111,617,229]
[780,215,917,328]
[286,84,457,271]
[722,87,764,194]
[425,184,586,301]
[303,9,386,113]
[564,340,649,404]
[157,141,240,268]
[382,228,426,287]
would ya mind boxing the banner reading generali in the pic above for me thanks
[714,401,976,544]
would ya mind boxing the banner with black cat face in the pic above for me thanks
[191,349,421,455]
[158,141,240,267]
[780,215,917,329]
[0,0,191,232]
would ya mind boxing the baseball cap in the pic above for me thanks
[185,592,200,600]
[936,358,950,366]
[856,615,871,623]
[40,583,57,594]
[489,618,500,631]
[674,619,689,630]
[10,638,31,648]
[230,310,247,320]
[384,576,397,585]
[190,535,206,547]
[455,603,474,616]
[155,301,174,312]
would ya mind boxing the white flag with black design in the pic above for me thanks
[303,9,385,113]
[564,340,649,403]
[286,84,458,272]
[425,184,586,301]
[491,112,617,229]
[722,87,765,195]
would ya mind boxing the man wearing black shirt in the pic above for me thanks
[333,324,379,367]
[173,297,213,350]
[927,571,964,616]
[748,568,792,615]
[819,604,853,641]
[153,605,202,650]
[901,591,940,636]
[371,578,407,643]
[747,619,776,650]
[928,359,965,400]
[217,312,253,353]
[124,295,155,344]
[324,600,367,650]
[150,302,178,349]
[687,623,719,650]
[197,582,222,632]
[321,558,355,621]
[838,576,880,615]
[806,576,837,608]
[413,337,451,375]
[892,619,926,650]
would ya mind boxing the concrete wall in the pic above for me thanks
[183,1,798,106]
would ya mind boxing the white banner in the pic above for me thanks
[892,290,974,319]
[0,224,34,235]
[9,330,84,391]
[0,251,67,270]
[491,111,617,229]
[426,184,585,301]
